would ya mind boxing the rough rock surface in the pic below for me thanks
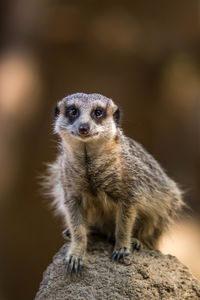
[35,239,200,300]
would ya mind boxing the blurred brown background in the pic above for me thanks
[0,1,200,299]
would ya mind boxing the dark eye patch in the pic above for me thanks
[91,107,106,122]
[65,106,80,123]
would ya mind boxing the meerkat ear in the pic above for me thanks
[54,104,60,119]
[113,107,121,126]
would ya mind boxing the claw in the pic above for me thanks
[79,263,82,276]
[74,258,78,277]
[123,252,126,262]
[75,265,78,276]
[112,246,130,263]
[77,258,82,276]
[69,257,74,275]
[117,251,122,262]
[65,256,71,271]
[111,251,117,261]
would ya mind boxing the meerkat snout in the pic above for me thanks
[78,123,90,136]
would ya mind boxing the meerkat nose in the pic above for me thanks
[79,123,89,135]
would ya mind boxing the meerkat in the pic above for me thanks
[45,92,184,275]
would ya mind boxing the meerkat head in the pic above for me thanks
[54,93,121,143]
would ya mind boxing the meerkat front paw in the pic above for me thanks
[111,246,131,262]
[65,253,83,276]
[65,255,83,276]
[65,243,86,276]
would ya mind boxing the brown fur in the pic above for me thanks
[45,93,184,271]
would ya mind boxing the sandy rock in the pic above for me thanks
[35,239,200,300]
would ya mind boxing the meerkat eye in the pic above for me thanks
[93,108,105,119]
[66,106,79,118]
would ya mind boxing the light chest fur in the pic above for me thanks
[61,138,122,235]
[62,137,122,193]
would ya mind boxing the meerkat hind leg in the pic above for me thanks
[62,228,71,240]
[133,212,164,250]
[131,237,142,250]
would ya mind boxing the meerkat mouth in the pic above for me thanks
[71,131,99,139]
